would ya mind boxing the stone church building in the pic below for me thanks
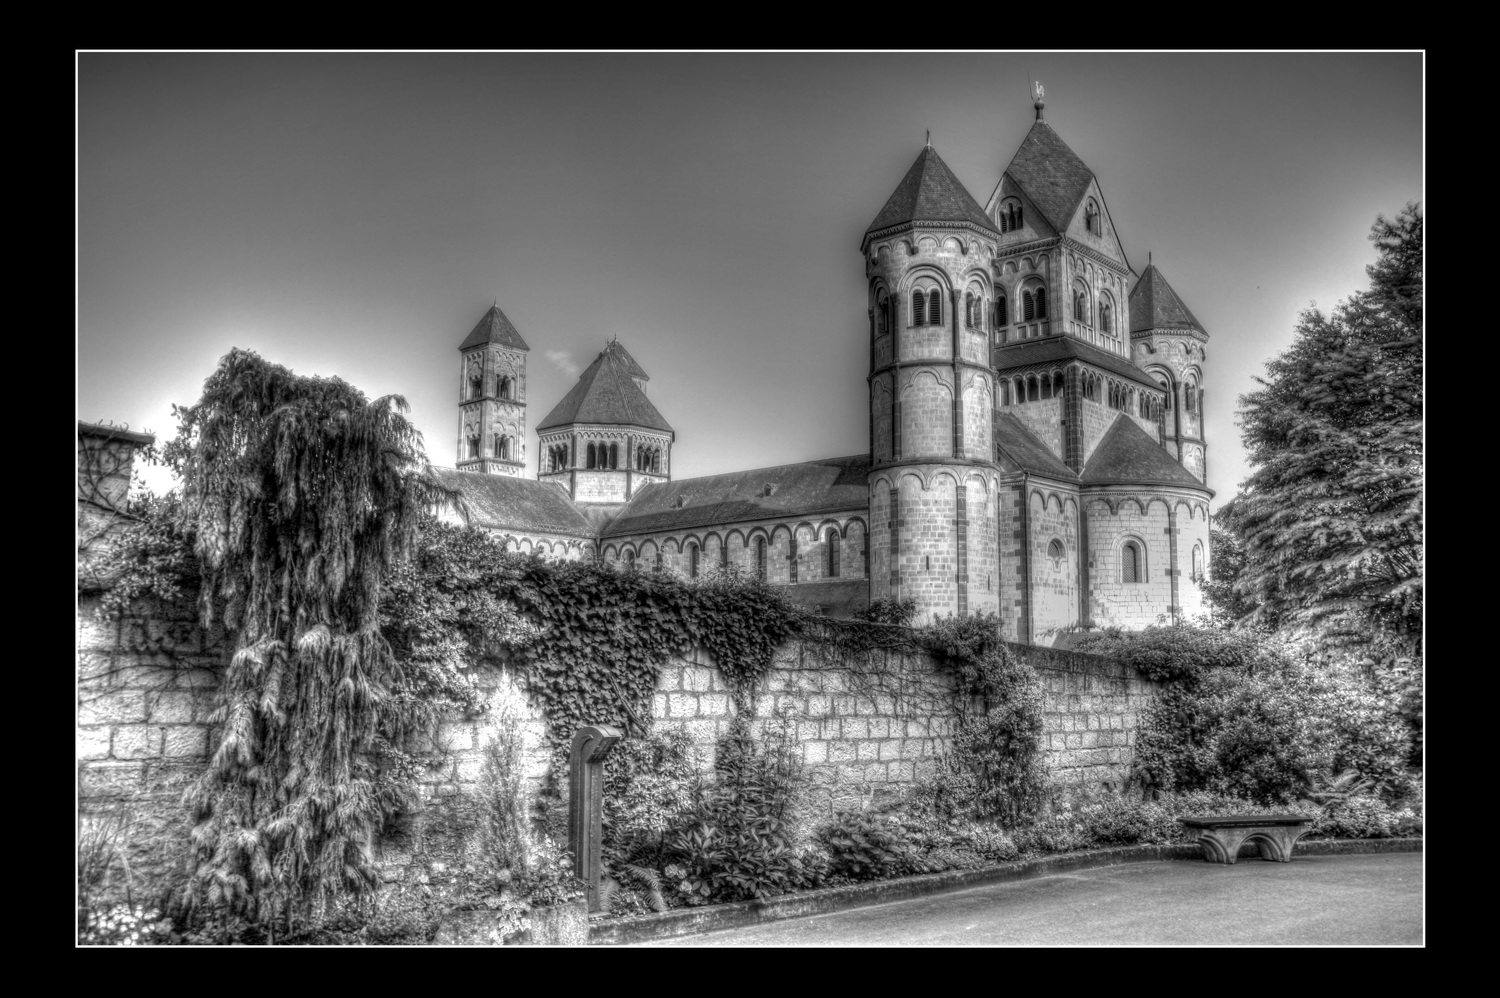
[427,98,1214,642]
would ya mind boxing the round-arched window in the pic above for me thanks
[1048,538,1065,564]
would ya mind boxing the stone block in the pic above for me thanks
[810,766,836,786]
[112,725,162,759]
[77,726,111,760]
[684,720,717,743]
[175,668,220,691]
[683,666,713,693]
[841,718,869,739]
[803,740,828,764]
[828,740,857,763]
[162,726,208,758]
[143,760,201,795]
[835,764,865,785]
[77,690,147,726]
[834,696,858,717]
[856,740,879,761]
[1080,731,1098,748]
[453,755,485,783]
[877,740,902,761]
[806,695,831,717]
[765,672,788,693]
[651,693,670,718]
[866,717,890,739]
[438,724,474,752]
[148,691,197,724]
[668,693,698,718]
[798,721,822,741]
[893,760,916,782]
[79,761,148,797]
[699,693,730,718]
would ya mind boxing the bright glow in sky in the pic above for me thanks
[78,52,1422,504]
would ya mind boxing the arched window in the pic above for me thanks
[754,537,767,580]
[1122,541,1142,583]
[877,294,890,336]
[690,543,700,579]
[912,290,927,326]
[1026,375,1040,402]
[1022,290,1035,322]
[927,289,942,326]
[1085,199,1101,235]
[469,375,482,400]
[827,530,841,578]
[498,376,512,400]
[1040,374,1053,400]
[467,435,480,459]
[999,200,1023,233]
[1074,290,1089,323]
[653,449,661,473]
[609,442,619,469]
[995,293,1008,327]
[999,381,1010,406]
[587,443,597,469]
[1048,538,1065,564]
[623,548,635,567]
[1185,382,1197,414]
[1100,302,1112,334]
[1192,543,1204,581]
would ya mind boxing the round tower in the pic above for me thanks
[862,144,1003,624]
[1128,260,1210,484]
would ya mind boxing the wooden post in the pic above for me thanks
[568,724,622,913]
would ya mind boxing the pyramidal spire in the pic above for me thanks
[863,145,997,242]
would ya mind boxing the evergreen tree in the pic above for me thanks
[1231,204,1422,659]
[163,349,446,936]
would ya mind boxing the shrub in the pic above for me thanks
[814,809,916,881]
[1071,625,1288,684]
[666,713,807,903]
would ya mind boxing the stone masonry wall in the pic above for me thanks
[78,595,1158,895]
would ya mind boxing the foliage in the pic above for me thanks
[78,902,169,946]
[814,809,915,881]
[86,489,197,618]
[1230,203,1422,659]
[924,615,1047,827]
[855,597,918,627]
[1194,524,1261,631]
[665,714,807,903]
[1070,624,1289,685]
[78,799,146,939]
[161,348,449,936]
[474,685,532,892]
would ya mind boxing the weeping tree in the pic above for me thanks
[163,349,450,936]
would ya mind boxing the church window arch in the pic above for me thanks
[1027,375,1040,402]
[877,291,891,336]
[467,434,480,460]
[964,292,975,329]
[623,548,635,567]
[1184,378,1198,414]
[1084,198,1101,236]
[1191,543,1204,582]
[994,292,1008,328]
[827,529,841,578]
[998,199,1022,233]
[609,442,619,469]
[468,368,483,400]
[1121,539,1145,584]
[999,380,1010,406]
[689,543,700,578]
[754,537,767,580]
[1048,538,1065,565]
[927,288,942,326]
[498,375,513,400]
[912,289,928,326]
[587,442,598,469]
[1100,298,1114,335]
[1073,287,1090,324]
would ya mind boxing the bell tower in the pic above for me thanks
[862,143,1004,625]
[1128,260,1210,484]
[457,303,530,477]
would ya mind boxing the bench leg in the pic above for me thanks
[1251,827,1308,862]
[1196,829,1249,864]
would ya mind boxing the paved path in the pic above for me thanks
[648,853,1423,946]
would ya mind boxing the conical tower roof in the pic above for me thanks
[865,146,998,241]
[1001,119,1099,234]
[536,342,673,434]
[458,304,531,352]
[1129,264,1208,336]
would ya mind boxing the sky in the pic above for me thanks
[78,52,1423,503]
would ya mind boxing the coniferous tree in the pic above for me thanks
[1231,204,1422,659]
[163,349,445,935]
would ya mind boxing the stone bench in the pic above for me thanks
[1179,815,1314,864]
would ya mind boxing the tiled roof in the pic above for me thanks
[536,342,673,433]
[1081,416,1210,491]
[602,455,870,538]
[993,413,1077,481]
[458,304,531,352]
[778,578,871,620]
[425,466,595,537]
[1129,265,1208,336]
[993,336,1163,392]
[1002,120,1097,233]
[603,340,649,382]
[865,147,998,238]
[78,421,156,446]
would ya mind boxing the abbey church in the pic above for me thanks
[426,96,1214,643]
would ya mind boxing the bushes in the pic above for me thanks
[1071,625,1288,683]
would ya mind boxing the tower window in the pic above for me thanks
[827,530,841,578]
[467,435,480,459]
[1122,541,1142,584]
[690,543,700,579]
[1074,290,1089,324]
[1048,538,1065,564]
[912,290,927,326]
[498,375,513,400]
[1100,303,1112,334]
[1192,543,1204,582]
[1085,199,1101,235]
[999,381,1010,406]
[469,375,482,400]
[927,290,942,326]
[999,200,1022,233]
[965,292,976,329]
[609,442,619,469]
[995,294,1008,328]
[1185,383,1197,414]
[587,443,597,469]
[1022,290,1035,322]
[877,295,890,336]
[755,537,767,580]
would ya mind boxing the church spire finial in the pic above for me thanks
[925,129,931,148]
[1148,251,1152,267]
[1031,80,1045,121]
